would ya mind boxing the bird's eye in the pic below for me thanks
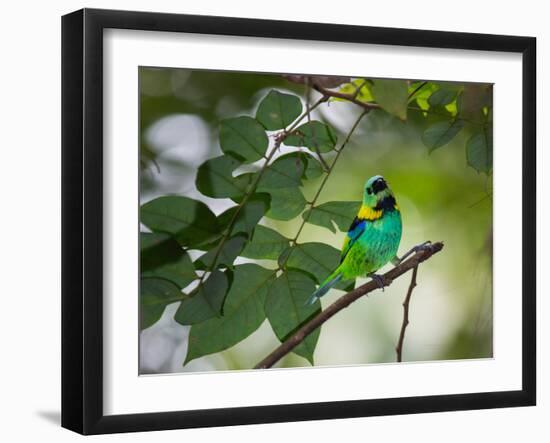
[367,187,372,195]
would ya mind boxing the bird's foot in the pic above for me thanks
[392,241,432,266]
[368,273,388,291]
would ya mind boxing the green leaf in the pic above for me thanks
[140,232,184,271]
[422,119,465,152]
[445,95,460,118]
[196,156,253,199]
[141,196,220,248]
[142,251,197,289]
[140,278,184,330]
[140,231,173,252]
[241,225,290,260]
[428,88,457,108]
[195,235,247,270]
[277,246,293,268]
[265,270,321,364]
[258,154,305,188]
[264,187,307,221]
[218,195,270,235]
[284,121,338,153]
[185,264,275,363]
[174,270,228,325]
[256,90,302,130]
[370,79,409,120]
[284,242,341,284]
[283,243,353,291]
[263,151,322,183]
[409,82,438,110]
[338,79,373,103]
[219,116,269,163]
[303,154,324,179]
[302,201,360,233]
[466,130,493,174]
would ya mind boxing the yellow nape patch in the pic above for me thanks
[358,205,383,221]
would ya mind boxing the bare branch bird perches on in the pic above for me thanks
[254,241,444,369]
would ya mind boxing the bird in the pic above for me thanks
[306,175,402,305]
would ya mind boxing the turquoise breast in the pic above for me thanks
[341,210,402,279]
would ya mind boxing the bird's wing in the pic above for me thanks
[340,216,368,263]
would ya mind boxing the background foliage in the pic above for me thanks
[139,68,493,373]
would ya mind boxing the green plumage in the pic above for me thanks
[307,175,402,304]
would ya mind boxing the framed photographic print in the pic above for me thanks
[61,8,536,435]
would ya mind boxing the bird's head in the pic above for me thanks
[362,175,397,210]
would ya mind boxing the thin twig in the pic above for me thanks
[196,96,329,289]
[352,79,369,99]
[408,81,428,100]
[195,139,279,288]
[255,242,444,369]
[305,78,331,172]
[283,109,369,258]
[467,192,493,209]
[395,265,418,362]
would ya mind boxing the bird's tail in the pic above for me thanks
[306,269,343,305]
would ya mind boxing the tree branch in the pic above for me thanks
[313,84,380,111]
[395,265,418,362]
[314,81,484,127]
[254,241,444,369]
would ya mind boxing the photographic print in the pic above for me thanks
[139,68,493,374]
[62,10,535,433]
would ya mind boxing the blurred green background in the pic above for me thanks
[139,67,492,374]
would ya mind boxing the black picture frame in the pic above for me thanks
[62,8,536,435]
